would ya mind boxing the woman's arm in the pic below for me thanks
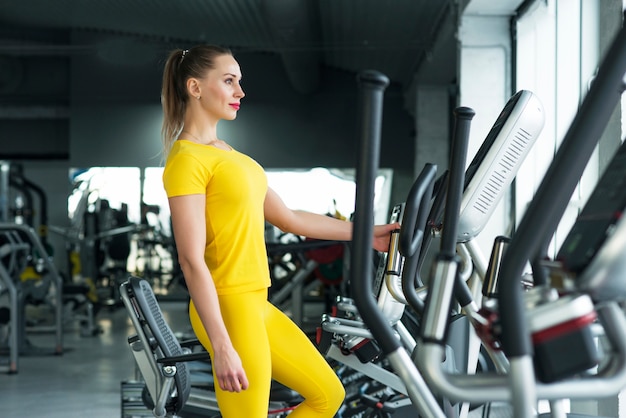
[168,194,249,392]
[264,187,399,252]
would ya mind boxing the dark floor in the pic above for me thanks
[0,282,514,418]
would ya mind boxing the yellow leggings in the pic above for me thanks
[189,288,345,418]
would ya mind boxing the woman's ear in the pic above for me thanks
[186,78,201,100]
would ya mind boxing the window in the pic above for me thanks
[514,0,601,256]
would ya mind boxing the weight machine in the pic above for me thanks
[350,18,626,418]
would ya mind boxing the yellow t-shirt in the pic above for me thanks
[162,140,271,295]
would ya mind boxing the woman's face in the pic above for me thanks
[198,54,245,120]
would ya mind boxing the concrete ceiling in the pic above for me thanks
[0,0,464,94]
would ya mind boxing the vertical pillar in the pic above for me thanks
[414,85,450,178]
[457,9,513,254]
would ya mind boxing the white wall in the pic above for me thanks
[458,11,514,257]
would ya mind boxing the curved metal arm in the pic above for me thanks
[350,69,445,418]
[399,164,437,258]
[398,163,437,314]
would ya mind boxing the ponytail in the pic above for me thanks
[161,49,186,160]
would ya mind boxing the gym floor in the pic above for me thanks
[0,289,193,418]
[0,287,512,418]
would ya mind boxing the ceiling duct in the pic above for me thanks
[262,0,321,95]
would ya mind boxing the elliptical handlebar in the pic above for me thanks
[350,69,398,355]
[439,107,475,258]
[417,106,475,347]
[399,164,437,259]
[398,163,437,314]
[350,69,445,418]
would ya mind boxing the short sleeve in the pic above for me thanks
[162,152,210,197]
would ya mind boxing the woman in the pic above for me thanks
[160,45,399,418]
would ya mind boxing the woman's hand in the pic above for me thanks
[372,222,400,252]
[212,345,249,392]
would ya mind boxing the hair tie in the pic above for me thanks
[180,49,189,64]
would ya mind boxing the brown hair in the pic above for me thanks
[160,45,233,159]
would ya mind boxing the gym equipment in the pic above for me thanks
[457,90,544,243]
[0,162,101,337]
[317,172,435,414]
[96,200,133,307]
[319,85,545,417]
[349,17,626,418]
[332,70,445,418]
[509,129,626,387]
[267,238,344,328]
[0,161,8,222]
[59,169,177,305]
[555,137,626,302]
[120,275,303,418]
[421,91,545,413]
[0,222,64,374]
